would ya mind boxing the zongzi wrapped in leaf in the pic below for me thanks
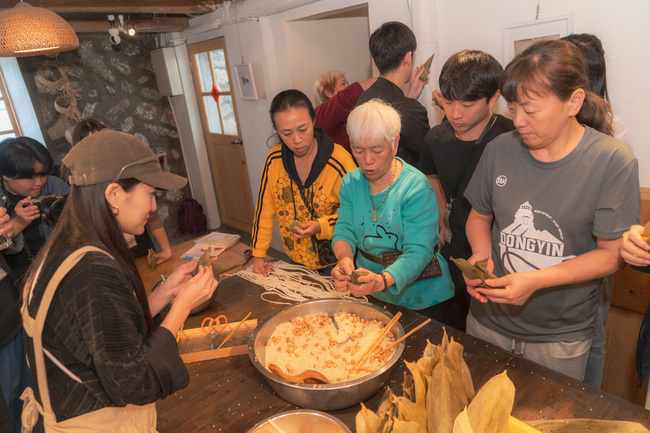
[427,359,472,433]
[465,370,515,433]
[191,247,213,277]
[643,221,650,246]
[395,395,427,426]
[148,248,158,271]
[405,361,427,407]
[351,269,370,285]
[356,402,381,433]
[449,257,502,288]
[393,418,427,433]
[419,53,435,81]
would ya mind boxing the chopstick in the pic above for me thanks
[379,318,431,356]
[216,311,252,350]
[353,311,402,371]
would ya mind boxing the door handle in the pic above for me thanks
[231,139,243,145]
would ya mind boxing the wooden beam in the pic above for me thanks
[68,16,190,33]
[0,1,218,15]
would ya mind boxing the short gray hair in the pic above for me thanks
[347,99,401,150]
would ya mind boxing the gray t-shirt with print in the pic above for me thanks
[465,126,640,343]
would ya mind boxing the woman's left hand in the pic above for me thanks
[347,269,384,297]
[472,271,540,306]
[159,261,197,299]
[293,220,321,239]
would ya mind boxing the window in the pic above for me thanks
[194,48,239,137]
[0,68,21,140]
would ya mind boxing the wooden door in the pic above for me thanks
[188,38,254,233]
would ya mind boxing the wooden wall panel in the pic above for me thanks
[603,305,647,405]
[602,187,650,406]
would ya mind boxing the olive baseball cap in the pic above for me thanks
[63,130,187,190]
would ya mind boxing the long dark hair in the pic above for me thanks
[72,119,106,146]
[269,89,315,130]
[500,39,612,136]
[25,178,153,330]
[561,33,608,100]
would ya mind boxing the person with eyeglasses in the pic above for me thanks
[20,130,218,432]
[71,118,175,267]
[0,137,70,283]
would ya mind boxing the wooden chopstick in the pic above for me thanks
[380,318,431,356]
[353,311,402,371]
[216,311,252,350]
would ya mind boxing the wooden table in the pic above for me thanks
[136,240,650,432]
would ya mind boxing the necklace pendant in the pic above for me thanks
[370,210,378,222]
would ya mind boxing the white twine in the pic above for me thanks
[235,261,365,305]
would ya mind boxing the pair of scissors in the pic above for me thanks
[201,315,228,349]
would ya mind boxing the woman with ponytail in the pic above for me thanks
[461,39,640,381]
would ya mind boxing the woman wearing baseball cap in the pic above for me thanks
[20,130,218,432]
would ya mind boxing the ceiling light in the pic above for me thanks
[0,0,78,57]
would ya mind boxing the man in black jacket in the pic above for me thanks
[356,21,429,166]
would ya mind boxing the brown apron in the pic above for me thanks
[20,246,157,433]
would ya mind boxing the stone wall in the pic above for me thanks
[17,32,190,238]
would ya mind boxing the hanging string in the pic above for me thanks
[536,1,540,20]
[235,261,366,305]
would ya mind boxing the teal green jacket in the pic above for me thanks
[333,159,453,310]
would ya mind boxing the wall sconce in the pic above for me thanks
[127,22,136,37]
[0,0,79,57]
[107,14,128,45]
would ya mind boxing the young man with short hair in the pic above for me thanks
[418,50,515,331]
[356,21,428,166]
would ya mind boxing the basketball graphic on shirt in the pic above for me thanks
[499,201,575,273]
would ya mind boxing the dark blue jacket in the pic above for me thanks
[634,265,650,387]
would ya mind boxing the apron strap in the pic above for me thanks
[21,246,113,423]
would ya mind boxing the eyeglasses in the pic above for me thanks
[112,152,167,183]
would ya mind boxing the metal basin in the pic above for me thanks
[248,299,404,411]
[247,409,351,433]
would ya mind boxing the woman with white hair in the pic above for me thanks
[331,99,454,318]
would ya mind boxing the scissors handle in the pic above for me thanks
[201,315,228,334]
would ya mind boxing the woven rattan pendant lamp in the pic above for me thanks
[0,1,78,57]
